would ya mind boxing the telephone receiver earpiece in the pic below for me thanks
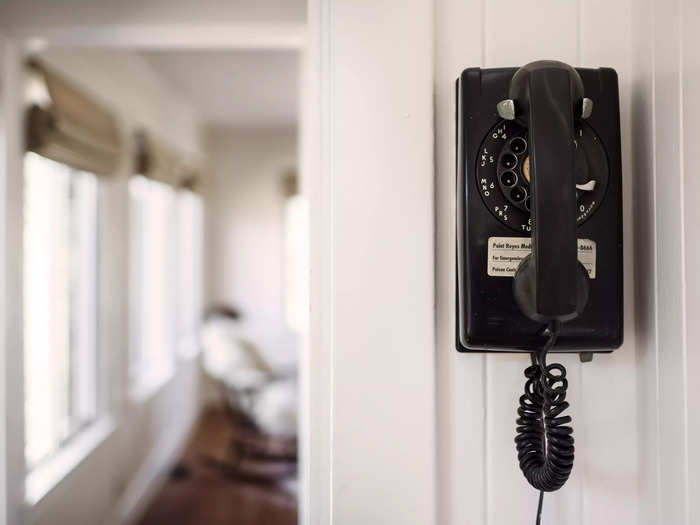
[500,60,591,323]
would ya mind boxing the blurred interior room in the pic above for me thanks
[4,1,699,524]
[0,2,307,524]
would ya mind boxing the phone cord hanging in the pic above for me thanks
[515,320,575,524]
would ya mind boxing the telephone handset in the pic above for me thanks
[456,61,623,521]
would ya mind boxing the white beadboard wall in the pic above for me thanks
[435,0,639,524]
[331,1,437,523]
[309,0,437,523]
[633,0,700,523]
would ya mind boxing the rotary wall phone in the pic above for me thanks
[456,61,623,522]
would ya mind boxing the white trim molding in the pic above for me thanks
[10,24,305,52]
[101,412,197,525]
[305,1,436,523]
[25,417,116,508]
[0,35,26,525]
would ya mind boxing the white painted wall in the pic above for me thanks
[306,1,436,523]
[204,126,296,326]
[0,47,207,525]
[632,0,700,523]
[308,1,650,524]
[0,40,8,525]
[202,125,298,380]
[434,1,638,524]
[0,2,697,525]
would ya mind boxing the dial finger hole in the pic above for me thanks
[510,137,527,154]
[525,197,531,211]
[501,153,518,169]
[500,171,517,187]
[510,186,527,203]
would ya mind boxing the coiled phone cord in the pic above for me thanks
[515,320,575,524]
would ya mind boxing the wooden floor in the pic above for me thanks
[138,408,297,525]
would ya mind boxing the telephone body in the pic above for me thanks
[456,63,623,353]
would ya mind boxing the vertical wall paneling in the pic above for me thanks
[631,0,699,520]
[651,0,689,522]
[484,2,582,524]
[322,1,437,523]
[318,0,699,521]
[631,0,659,522]
[0,35,8,525]
[579,1,639,524]
[433,0,486,523]
[305,1,333,523]
[435,0,640,523]
[681,0,700,523]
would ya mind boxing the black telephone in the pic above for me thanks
[455,61,623,521]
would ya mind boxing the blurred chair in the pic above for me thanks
[200,307,298,484]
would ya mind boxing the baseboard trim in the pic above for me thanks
[102,411,199,525]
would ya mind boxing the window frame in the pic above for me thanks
[127,175,178,401]
[175,188,204,361]
[22,152,111,505]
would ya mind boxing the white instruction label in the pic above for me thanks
[487,237,596,278]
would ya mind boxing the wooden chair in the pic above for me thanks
[200,383,297,485]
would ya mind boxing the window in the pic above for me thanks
[23,153,100,470]
[129,176,177,394]
[283,192,309,335]
[176,190,204,358]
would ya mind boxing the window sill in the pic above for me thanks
[129,363,175,404]
[25,416,116,507]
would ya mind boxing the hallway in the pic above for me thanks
[139,409,297,525]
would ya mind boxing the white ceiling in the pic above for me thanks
[140,50,298,128]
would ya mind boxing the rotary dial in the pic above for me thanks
[476,119,609,232]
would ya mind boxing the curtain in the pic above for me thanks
[25,59,123,175]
